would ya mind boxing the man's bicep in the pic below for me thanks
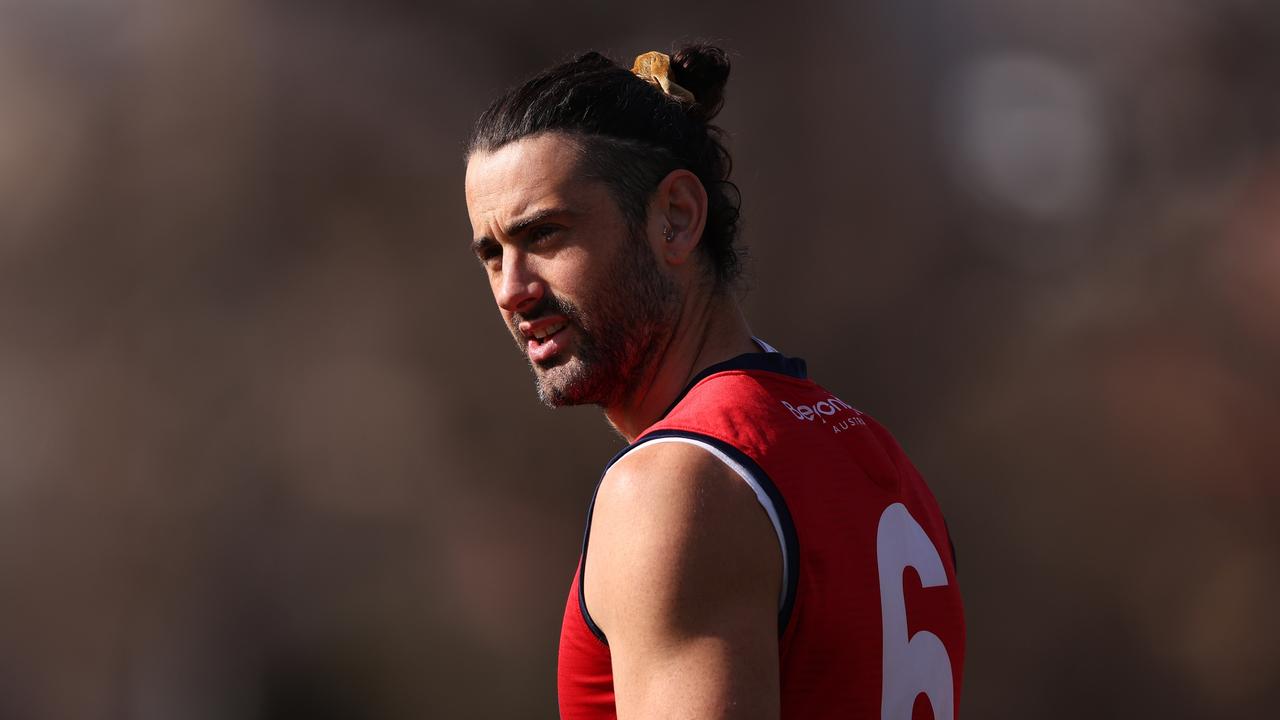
[586,442,781,719]
[611,632,777,720]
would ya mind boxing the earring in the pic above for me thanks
[663,225,674,241]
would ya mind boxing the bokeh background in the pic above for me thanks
[2,0,1278,717]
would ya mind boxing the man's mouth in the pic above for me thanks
[520,318,570,364]
[529,320,566,341]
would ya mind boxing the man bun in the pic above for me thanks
[670,44,731,123]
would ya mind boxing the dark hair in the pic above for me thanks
[467,45,742,285]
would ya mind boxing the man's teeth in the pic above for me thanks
[532,322,565,340]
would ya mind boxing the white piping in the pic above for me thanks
[752,336,780,354]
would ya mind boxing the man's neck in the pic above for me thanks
[604,287,759,442]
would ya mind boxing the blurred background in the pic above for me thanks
[1,0,1277,717]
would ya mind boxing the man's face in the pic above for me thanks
[465,132,677,407]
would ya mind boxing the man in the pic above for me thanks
[464,45,964,719]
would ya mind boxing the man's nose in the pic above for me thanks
[494,251,543,314]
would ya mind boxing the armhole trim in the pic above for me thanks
[577,429,800,644]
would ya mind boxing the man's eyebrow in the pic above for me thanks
[470,236,498,257]
[471,207,575,255]
[503,206,573,238]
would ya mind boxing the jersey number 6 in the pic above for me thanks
[876,503,955,720]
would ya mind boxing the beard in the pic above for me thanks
[511,232,678,408]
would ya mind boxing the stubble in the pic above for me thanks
[514,233,678,408]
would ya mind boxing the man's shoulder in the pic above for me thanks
[589,437,777,570]
[584,438,781,636]
[596,439,745,519]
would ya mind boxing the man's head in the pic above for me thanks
[464,46,740,407]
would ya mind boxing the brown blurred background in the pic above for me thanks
[2,0,1278,717]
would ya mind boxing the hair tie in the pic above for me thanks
[631,51,696,104]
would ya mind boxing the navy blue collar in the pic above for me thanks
[659,350,808,420]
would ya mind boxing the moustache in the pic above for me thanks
[509,294,584,340]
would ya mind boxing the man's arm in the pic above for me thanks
[583,441,783,720]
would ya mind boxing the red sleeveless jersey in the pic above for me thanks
[558,348,965,719]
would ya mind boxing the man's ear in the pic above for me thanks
[650,169,708,267]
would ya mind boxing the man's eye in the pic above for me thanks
[477,246,501,264]
[529,226,559,244]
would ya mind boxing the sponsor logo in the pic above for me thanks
[781,395,866,432]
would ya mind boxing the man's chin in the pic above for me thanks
[535,380,594,408]
[532,361,607,408]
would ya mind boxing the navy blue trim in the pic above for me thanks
[577,430,801,644]
[944,518,958,574]
[658,351,808,421]
[576,442,634,645]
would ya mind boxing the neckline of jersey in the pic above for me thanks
[656,348,809,422]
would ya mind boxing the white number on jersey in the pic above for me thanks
[877,503,955,720]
